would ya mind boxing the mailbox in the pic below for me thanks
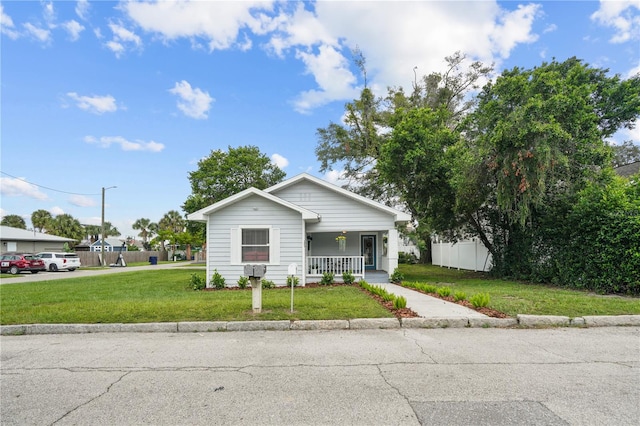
[244,264,267,278]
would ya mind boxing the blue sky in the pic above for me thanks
[1,0,639,240]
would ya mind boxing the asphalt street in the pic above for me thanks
[1,327,638,425]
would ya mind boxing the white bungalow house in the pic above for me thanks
[187,173,411,287]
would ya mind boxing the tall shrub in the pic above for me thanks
[555,173,640,294]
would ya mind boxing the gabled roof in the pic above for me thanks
[265,173,412,223]
[614,161,640,177]
[90,238,125,247]
[186,187,321,222]
[0,226,76,242]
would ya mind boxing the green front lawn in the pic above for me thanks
[399,264,640,317]
[0,269,392,325]
[2,265,639,325]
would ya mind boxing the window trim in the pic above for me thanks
[241,227,270,263]
[231,225,280,266]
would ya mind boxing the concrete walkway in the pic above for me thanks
[377,283,489,318]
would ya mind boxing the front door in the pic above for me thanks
[361,235,376,270]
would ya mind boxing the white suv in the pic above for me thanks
[37,252,81,272]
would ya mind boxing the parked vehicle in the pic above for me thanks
[0,253,46,275]
[37,252,81,272]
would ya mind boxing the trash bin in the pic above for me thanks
[149,256,158,265]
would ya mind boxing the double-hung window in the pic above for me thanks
[241,228,270,262]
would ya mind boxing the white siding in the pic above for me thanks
[207,195,304,286]
[271,181,396,232]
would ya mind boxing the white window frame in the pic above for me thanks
[231,226,280,265]
[241,227,270,263]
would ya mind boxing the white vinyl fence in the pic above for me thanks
[431,239,492,272]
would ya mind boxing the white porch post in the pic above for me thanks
[387,228,399,272]
[301,220,307,287]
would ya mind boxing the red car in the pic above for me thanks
[0,253,46,275]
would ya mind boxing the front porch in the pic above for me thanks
[300,226,401,286]
[305,256,389,283]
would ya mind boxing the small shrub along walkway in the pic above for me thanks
[399,281,508,318]
[398,264,640,317]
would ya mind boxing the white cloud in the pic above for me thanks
[50,206,65,216]
[293,44,358,112]
[628,62,640,78]
[324,170,348,186]
[1,5,20,39]
[169,80,214,119]
[271,153,289,169]
[286,1,540,111]
[80,216,101,226]
[76,0,90,21]
[84,135,165,152]
[68,195,96,208]
[266,2,336,57]
[122,0,274,51]
[0,177,48,200]
[67,92,118,114]
[23,22,51,43]
[106,22,142,57]
[43,1,55,25]
[489,4,541,58]
[607,122,640,145]
[62,20,84,41]
[591,0,640,43]
[120,1,542,113]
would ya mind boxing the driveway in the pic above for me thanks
[1,327,638,425]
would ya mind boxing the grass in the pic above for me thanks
[399,264,640,317]
[2,265,639,325]
[0,269,392,325]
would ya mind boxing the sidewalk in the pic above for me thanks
[376,283,488,318]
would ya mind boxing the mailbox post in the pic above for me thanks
[244,264,267,313]
[288,263,297,313]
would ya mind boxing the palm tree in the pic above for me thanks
[159,210,185,257]
[147,222,160,250]
[132,218,152,243]
[102,222,121,239]
[84,225,101,243]
[159,210,185,234]
[1,214,27,229]
[31,209,52,232]
[49,214,83,245]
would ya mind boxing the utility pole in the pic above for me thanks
[101,186,116,265]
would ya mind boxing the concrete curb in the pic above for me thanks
[517,314,571,327]
[2,315,639,335]
[401,317,469,328]
[583,315,640,327]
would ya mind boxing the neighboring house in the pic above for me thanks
[90,238,126,252]
[0,226,77,254]
[187,173,411,287]
[614,161,640,178]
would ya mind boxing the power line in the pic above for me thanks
[0,171,101,196]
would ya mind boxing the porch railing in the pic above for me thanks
[307,256,365,277]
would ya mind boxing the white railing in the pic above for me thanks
[307,256,365,277]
